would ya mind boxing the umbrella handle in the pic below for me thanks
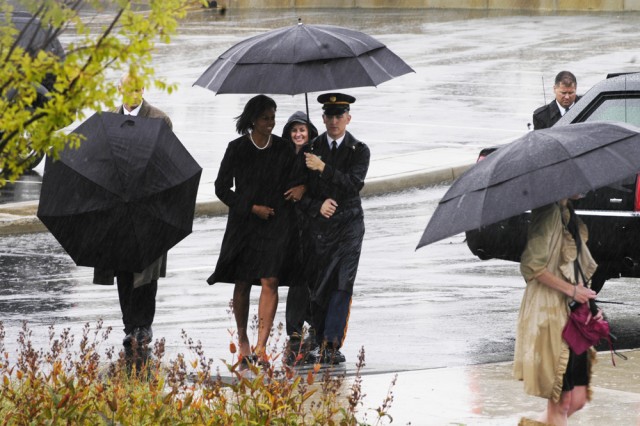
[121,119,135,128]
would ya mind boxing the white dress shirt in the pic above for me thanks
[123,103,142,116]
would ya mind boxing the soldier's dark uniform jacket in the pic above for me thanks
[296,130,370,307]
[290,91,370,352]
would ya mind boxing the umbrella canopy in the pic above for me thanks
[37,112,202,272]
[417,121,640,248]
[193,21,414,115]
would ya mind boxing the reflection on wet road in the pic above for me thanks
[2,185,639,372]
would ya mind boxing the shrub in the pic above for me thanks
[0,321,396,425]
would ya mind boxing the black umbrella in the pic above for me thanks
[37,112,202,272]
[193,21,414,117]
[417,121,640,248]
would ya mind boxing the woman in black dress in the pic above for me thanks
[207,95,299,365]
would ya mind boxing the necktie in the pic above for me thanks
[330,140,337,162]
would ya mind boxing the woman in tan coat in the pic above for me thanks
[514,198,602,426]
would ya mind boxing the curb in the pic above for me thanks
[0,164,473,236]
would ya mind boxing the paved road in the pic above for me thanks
[2,184,639,374]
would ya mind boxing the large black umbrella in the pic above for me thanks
[37,112,202,272]
[417,121,640,248]
[193,21,414,116]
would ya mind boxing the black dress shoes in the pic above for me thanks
[135,326,153,345]
[123,326,153,347]
[284,333,319,366]
[307,346,346,365]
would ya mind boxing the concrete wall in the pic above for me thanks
[223,0,640,11]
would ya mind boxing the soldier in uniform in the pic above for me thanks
[295,93,370,364]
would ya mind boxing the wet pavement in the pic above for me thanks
[7,8,640,205]
[3,185,640,424]
[3,8,640,424]
[361,350,640,425]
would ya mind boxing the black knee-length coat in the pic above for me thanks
[207,134,296,285]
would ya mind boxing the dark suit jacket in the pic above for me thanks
[93,99,172,287]
[114,100,173,130]
[532,97,580,130]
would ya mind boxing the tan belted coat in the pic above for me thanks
[513,202,598,403]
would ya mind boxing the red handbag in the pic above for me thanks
[561,208,621,363]
[562,302,610,355]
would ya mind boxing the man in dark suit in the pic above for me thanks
[297,93,370,364]
[93,73,172,354]
[532,71,579,130]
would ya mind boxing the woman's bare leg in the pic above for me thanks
[541,392,570,426]
[255,277,279,355]
[567,385,588,416]
[233,281,252,357]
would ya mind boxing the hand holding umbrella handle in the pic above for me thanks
[304,152,325,173]
[571,282,596,304]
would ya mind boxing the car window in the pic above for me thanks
[575,94,640,211]
[583,97,640,127]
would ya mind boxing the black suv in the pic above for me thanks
[466,72,640,292]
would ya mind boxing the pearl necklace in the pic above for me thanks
[249,132,271,150]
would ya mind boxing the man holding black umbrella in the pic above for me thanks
[296,93,370,364]
[93,72,173,352]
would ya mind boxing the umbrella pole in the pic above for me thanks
[305,93,309,121]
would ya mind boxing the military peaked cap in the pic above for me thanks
[318,92,356,115]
